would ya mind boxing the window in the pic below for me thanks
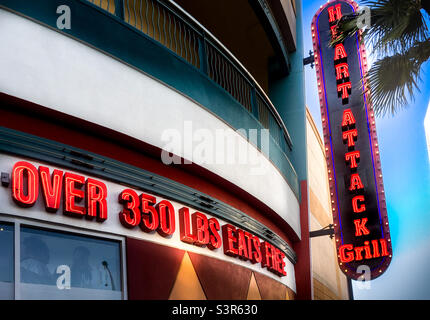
[20,227,122,300]
[0,219,125,300]
[0,223,14,300]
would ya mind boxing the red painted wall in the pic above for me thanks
[293,180,312,300]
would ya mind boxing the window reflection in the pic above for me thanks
[20,227,122,300]
[21,236,53,285]
[0,223,14,300]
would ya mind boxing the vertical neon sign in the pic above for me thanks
[312,0,392,280]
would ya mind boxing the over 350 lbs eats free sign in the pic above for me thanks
[9,160,287,278]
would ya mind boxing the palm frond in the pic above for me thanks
[332,0,429,56]
[364,0,428,56]
[365,40,430,116]
[329,0,430,117]
[329,13,361,46]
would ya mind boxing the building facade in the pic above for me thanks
[306,108,350,300]
[0,0,326,300]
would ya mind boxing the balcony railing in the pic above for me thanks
[86,0,293,154]
[78,0,300,200]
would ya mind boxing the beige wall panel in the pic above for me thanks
[246,273,262,300]
[169,252,207,300]
[306,108,350,300]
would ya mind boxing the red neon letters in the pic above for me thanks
[353,218,370,236]
[334,43,347,61]
[39,166,63,212]
[339,239,389,263]
[9,160,288,278]
[335,63,350,80]
[178,208,221,249]
[12,161,39,207]
[342,129,358,147]
[261,241,287,277]
[156,200,176,236]
[328,4,342,22]
[12,161,107,221]
[221,224,286,276]
[141,193,159,232]
[118,190,175,236]
[341,109,356,128]
[349,173,364,191]
[86,178,108,221]
[314,1,392,277]
[207,218,222,250]
[179,207,195,243]
[326,4,390,267]
[337,82,352,100]
[345,150,360,169]
[119,189,141,227]
[64,172,86,217]
[352,195,366,213]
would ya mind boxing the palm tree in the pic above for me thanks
[333,0,430,117]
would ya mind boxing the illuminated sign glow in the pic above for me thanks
[312,0,392,280]
[8,160,287,278]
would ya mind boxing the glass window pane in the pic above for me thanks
[20,226,122,300]
[0,223,14,300]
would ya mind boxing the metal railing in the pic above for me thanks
[87,0,116,14]
[85,0,293,153]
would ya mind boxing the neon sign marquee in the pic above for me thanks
[312,0,392,280]
[9,160,287,278]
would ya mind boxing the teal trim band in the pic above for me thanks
[269,0,307,182]
[0,126,297,264]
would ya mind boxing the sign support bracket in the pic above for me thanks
[303,50,315,68]
[309,224,334,238]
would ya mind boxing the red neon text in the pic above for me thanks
[11,161,108,221]
[221,225,284,275]
[334,43,347,61]
[118,190,175,236]
[353,218,370,236]
[335,63,350,80]
[341,109,356,127]
[85,178,108,221]
[39,166,63,212]
[328,4,342,22]
[12,161,39,207]
[339,239,389,263]
[178,208,221,249]
[342,129,358,147]
[345,150,360,169]
[63,173,86,217]
[352,195,366,213]
[349,173,364,191]
[337,82,352,99]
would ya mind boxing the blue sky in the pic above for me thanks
[302,0,430,299]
